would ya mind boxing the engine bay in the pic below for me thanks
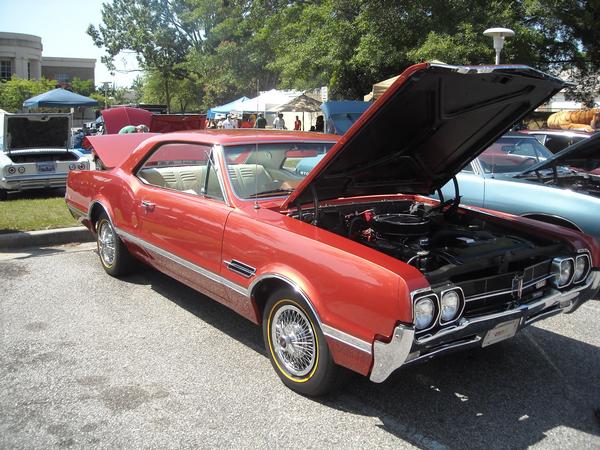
[291,200,565,285]
[537,174,600,198]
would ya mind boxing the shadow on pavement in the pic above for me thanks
[123,265,600,449]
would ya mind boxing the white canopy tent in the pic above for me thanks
[232,89,303,114]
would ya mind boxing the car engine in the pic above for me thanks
[292,200,565,285]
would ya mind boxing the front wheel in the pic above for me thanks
[96,212,137,276]
[263,289,343,396]
[0,189,7,201]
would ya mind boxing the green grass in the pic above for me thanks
[0,192,78,234]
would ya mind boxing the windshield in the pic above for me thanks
[478,136,553,174]
[223,142,334,199]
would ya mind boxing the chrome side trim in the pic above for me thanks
[112,231,373,356]
[66,203,87,219]
[370,324,415,383]
[115,227,248,297]
[321,324,372,354]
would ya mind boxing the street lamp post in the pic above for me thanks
[483,27,515,65]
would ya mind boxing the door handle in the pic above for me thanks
[141,200,155,211]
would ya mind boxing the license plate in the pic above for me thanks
[482,318,520,347]
[36,162,56,172]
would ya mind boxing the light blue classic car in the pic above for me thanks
[296,132,600,243]
[438,133,600,242]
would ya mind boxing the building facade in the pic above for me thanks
[0,32,95,83]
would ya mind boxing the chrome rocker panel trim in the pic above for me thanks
[369,271,600,383]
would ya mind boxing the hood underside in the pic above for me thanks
[4,115,70,152]
[283,63,566,209]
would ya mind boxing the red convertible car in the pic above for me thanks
[66,63,600,396]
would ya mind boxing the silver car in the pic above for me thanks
[0,112,89,200]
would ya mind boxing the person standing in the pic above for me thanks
[254,113,267,128]
[221,115,235,129]
[273,113,286,129]
[294,116,301,131]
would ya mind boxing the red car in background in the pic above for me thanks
[66,63,600,396]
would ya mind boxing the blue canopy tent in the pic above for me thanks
[207,96,249,119]
[321,101,371,135]
[23,88,98,108]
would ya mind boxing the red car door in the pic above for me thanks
[133,142,232,299]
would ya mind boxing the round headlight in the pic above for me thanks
[553,258,573,287]
[7,166,16,174]
[573,255,589,283]
[78,163,86,170]
[440,290,460,322]
[414,297,435,330]
[17,166,25,174]
[69,163,76,170]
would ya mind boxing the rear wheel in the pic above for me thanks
[263,288,343,396]
[96,212,137,276]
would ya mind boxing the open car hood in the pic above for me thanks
[520,132,600,175]
[282,63,566,209]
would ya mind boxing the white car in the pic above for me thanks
[0,112,89,200]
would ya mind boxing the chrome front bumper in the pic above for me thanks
[370,270,600,383]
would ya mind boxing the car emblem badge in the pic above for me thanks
[512,275,524,300]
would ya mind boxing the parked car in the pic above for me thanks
[520,129,592,153]
[439,133,600,243]
[66,63,600,396]
[0,112,90,200]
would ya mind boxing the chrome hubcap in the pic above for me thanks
[98,221,116,266]
[271,304,316,377]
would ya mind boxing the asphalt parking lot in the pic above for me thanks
[1,243,599,449]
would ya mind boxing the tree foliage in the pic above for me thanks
[89,0,600,106]
[0,77,56,112]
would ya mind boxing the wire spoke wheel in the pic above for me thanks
[98,220,116,267]
[270,304,316,377]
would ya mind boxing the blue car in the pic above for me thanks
[439,133,600,242]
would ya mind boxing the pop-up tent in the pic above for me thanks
[233,90,302,113]
[23,88,98,108]
[207,96,249,119]
[321,101,371,135]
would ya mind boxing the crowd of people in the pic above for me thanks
[205,113,325,132]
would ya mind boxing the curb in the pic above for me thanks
[0,226,94,250]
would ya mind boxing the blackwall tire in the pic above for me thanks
[0,189,7,201]
[262,288,343,396]
[96,212,137,277]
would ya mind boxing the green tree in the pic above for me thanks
[70,78,95,97]
[0,77,56,112]
[87,0,203,112]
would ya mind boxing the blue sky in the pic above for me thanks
[0,0,139,87]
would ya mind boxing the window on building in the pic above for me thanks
[55,73,70,82]
[0,60,12,81]
[27,62,31,80]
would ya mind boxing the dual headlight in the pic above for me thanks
[552,253,590,288]
[414,288,464,331]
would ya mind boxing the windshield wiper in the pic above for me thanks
[249,188,295,198]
